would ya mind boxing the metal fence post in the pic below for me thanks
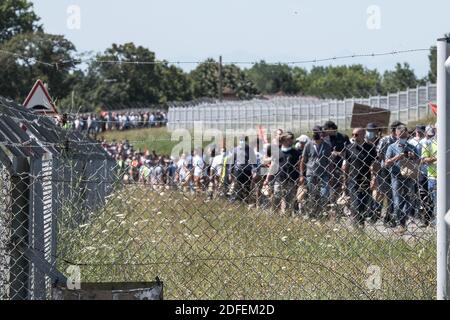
[9,157,30,300]
[50,156,59,290]
[437,37,450,300]
[29,157,46,300]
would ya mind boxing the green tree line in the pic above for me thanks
[0,1,444,112]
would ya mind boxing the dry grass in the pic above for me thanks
[78,124,438,300]
[58,185,436,300]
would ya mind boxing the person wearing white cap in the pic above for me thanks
[295,135,310,152]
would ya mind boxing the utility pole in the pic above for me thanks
[218,56,223,102]
[437,37,450,300]
[71,90,75,113]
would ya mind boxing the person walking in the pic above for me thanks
[229,136,256,204]
[385,125,420,231]
[322,121,350,217]
[376,121,405,226]
[266,132,302,215]
[192,148,205,195]
[299,126,332,219]
[421,125,437,226]
[342,128,377,227]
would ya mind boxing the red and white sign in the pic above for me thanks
[23,80,59,115]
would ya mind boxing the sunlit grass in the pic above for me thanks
[99,127,177,155]
[76,120,437,299]
[58,185,436,300]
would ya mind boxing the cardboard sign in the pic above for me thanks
[52,282,163,300]
[350,103,390,131]
[23,80,59,114]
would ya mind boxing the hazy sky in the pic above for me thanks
[32,0,450,77]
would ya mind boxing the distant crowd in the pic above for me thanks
[98,120,437,233]
[56,110,168,134]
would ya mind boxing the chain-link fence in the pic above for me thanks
[0,95,438,300]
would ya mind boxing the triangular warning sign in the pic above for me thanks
[23,80,59,115]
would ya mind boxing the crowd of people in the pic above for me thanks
[99,120,437,233]
[57,110,168,134]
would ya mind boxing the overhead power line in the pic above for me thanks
[0,48,431,70]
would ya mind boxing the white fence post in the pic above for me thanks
[290,104,294,131]
[416,85,420,122]
[406,88,410,122]
[307,103,311,131]
[343,99,348,130]
[437,37,450,300]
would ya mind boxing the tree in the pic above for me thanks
[292,67,310,96]
[0,0,42,44]
[71,43,164,110]
[428,33,450,83]
[159,63,193,103]
[66,43,195,111]
[190,59,220,98]
[58,70,92,113]
[222,64,258,99]
[428,46,437,83]
[91,43,162,104]
[59,71,130,113]
[245,61,298,95]
[190,59,258,99]
[0,32,78,102]
[304,65,382,99]
[382,62,418,94]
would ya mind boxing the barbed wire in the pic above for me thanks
[227,49,431,65]
[0,48,432,70]
[0,49,56,68]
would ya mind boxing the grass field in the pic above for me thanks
[58,184,436,300]
[99,126,177,155]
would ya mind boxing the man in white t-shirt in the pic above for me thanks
[210,148,228,196]
[177,154,189,189]
[211,148,226,178]
[74,117,81,131]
